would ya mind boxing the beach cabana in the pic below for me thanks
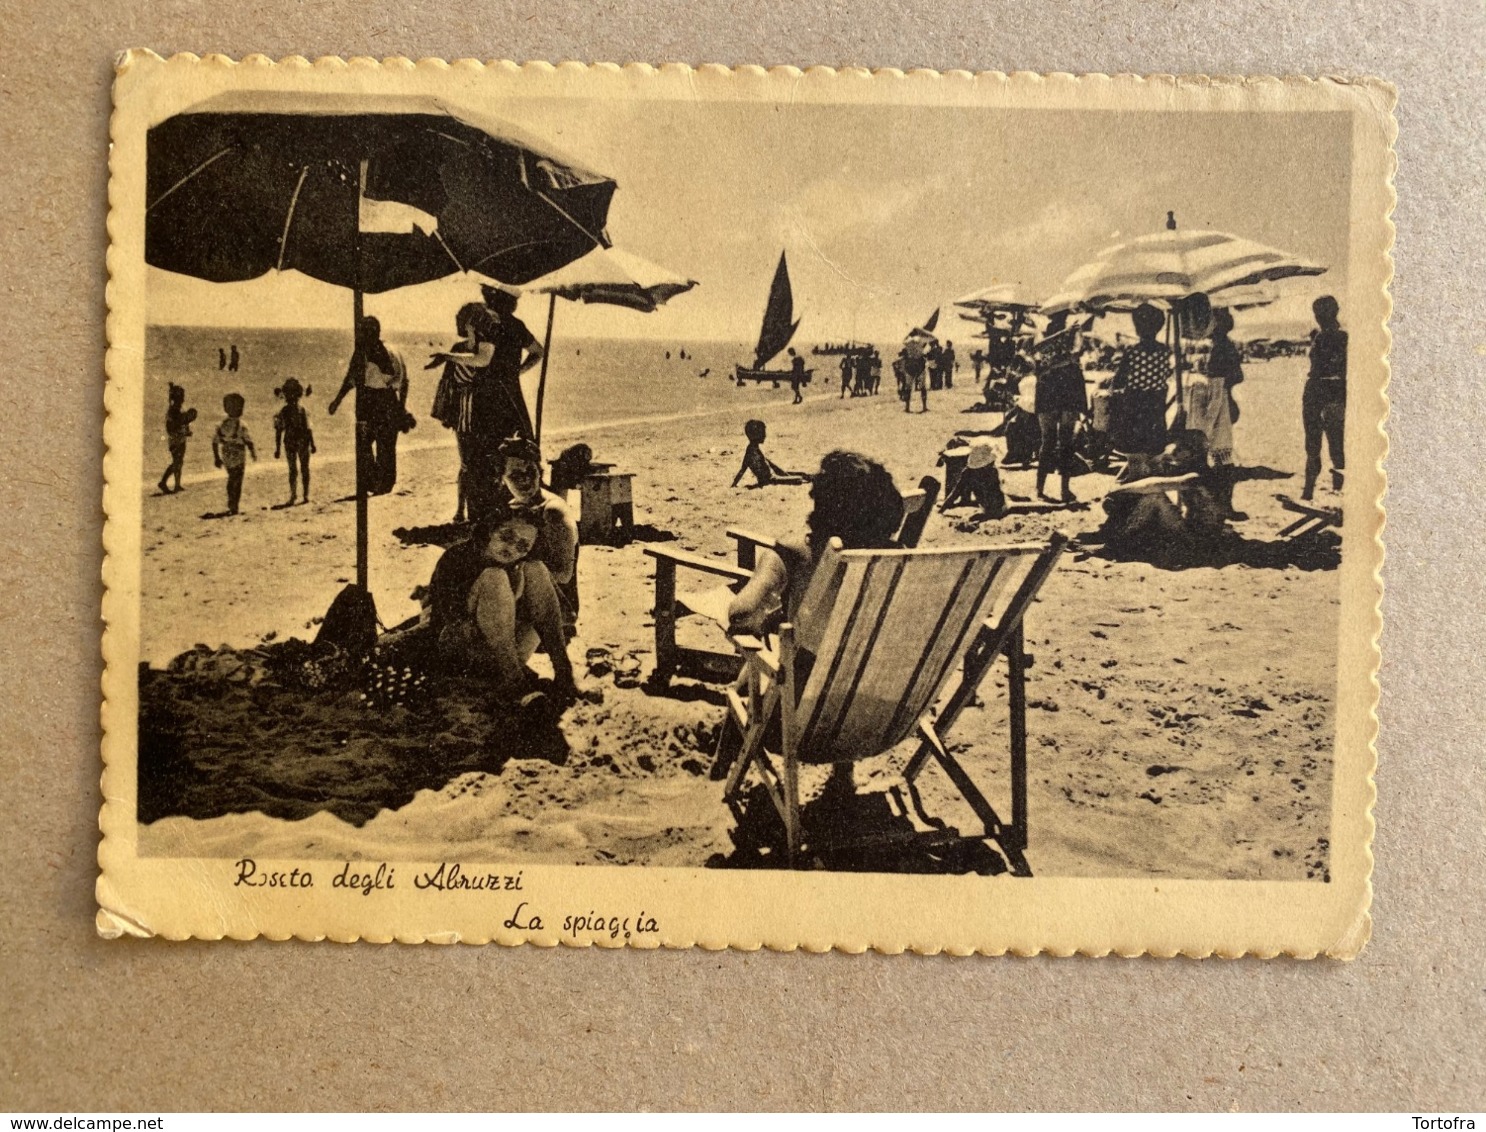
[522,246,698,443]
[146,91,616,594]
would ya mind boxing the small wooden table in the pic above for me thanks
[578,470,636,546]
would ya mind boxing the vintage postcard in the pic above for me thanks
[101,54,1392,954]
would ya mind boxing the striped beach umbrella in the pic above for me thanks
[1042,228,1326,314]
[1043,223,1328,410]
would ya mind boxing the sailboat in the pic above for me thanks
[735,251,813,387]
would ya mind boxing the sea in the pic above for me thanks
[142,325,803,488]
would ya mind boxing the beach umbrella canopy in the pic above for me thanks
[1041,227,1326,314]
[903,306,941,345]
[146,91,616,293]
[522,246,698,441]
[146,92,618,594]
[529,246,697,312]
[1042,224,1327,410]
[954,284,1039,347]
[953,283,1039,313]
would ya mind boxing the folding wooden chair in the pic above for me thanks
[720,532,1067,874]
[1275,493,1342,539]
[644,476,939,687]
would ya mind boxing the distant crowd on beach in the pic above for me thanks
[729,292,1348,565]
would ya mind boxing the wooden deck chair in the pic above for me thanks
[645,476,939,687]
[1275,493,1342,539]
[721,531,1067,873]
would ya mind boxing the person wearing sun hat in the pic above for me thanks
[939,439,1007,518]
[961,440,1008,518]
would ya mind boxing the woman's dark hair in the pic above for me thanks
[1164,429,1211,472]
[458,303,501,344]
[1313,295,1340,324]
[548,443,594,494]
[1211,308,1235,336]
[1178,291,1213,336]
[455,302,491,340]
[497,435,543,466]
[470,499,535,548]
[743,419,767,444]
[167,382,185,402]
[806,450,903,557]
[1132,303,1165,340]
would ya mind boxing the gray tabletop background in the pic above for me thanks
[1,0,1482,1112]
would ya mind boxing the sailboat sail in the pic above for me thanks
[753,251,800,368]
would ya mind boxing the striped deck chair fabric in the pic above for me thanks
[722,532,1067,871]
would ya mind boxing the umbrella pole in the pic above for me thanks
[1172,305,1185,423]
[534,291,557,446]
[354,159,369,593]
[353,286,368,592]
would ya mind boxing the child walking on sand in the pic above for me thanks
[731,419,811,488]
[212,392,256,515]
[157,382,197,494]
[273,378,316,505]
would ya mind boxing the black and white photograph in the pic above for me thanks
[100,56,1389,952]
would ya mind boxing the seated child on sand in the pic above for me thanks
[938,440,1008,519]
[731,419,811,488]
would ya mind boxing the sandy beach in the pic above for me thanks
[136,354,1340,880]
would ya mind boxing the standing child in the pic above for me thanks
[273,378,316,505]
[213,392,256,515]
[157,382,197,494]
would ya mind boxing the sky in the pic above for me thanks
[147,98,1353,344]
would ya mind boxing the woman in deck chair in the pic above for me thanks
[725,449,904,636]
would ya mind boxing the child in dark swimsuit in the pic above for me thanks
[273,377,316,505]
[731,419,811,488]
[157,383,197,494]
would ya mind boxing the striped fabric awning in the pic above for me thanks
[1042,228,1327,314]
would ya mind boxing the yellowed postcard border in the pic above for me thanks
[101,53,1392,955]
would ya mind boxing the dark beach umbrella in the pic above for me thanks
[145,92,617,592]
[147,92,616,292]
